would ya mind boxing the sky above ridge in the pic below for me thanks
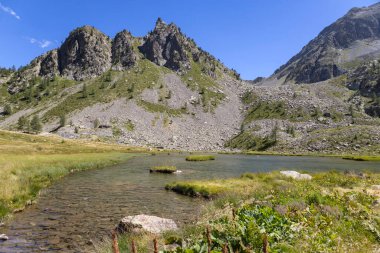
[0,0,379,80]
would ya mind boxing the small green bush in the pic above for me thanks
[3,104,12,115]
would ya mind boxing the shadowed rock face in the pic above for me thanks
[139,18,190,71]
[111,30,136,70]
[347,60,380,96]
[274,3,380,84]
[39,50,59,77]
[58,26,112,80]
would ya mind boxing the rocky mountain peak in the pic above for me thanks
[7,18,238,95]
[139,18,190,71]
[111,30,136,70]
[58,25,112,80]
[273,3,380,84]
[154,17,167,30]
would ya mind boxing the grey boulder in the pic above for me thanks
[117,214,178,234]
[280,171,312,180]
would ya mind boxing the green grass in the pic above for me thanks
[243,100,317,124]
[101,171,380,252]
[137,99,185,116]
[166,179,231,198]
[185,155,215,161]
[244,100,287,122]
[124,120,135,132]
[342,155,380,161]
[0,153,135,219]
[182,61,225,112]
[225,131,277,151]
[150,166,177,174]
[0,130,147,155]
[161,171,380,252]
[0,130,147,220]
[43,59,165,120]
[1,76,77,118]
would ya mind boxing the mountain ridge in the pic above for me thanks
[8,19,239,94]
[272,3,380,84]
[0,12,379,154]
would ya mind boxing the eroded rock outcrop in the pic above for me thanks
[139,18,190,71]
[58,26,112,80]
[111,30,136,70]
[347,60,380,96]
[39,49,59,77]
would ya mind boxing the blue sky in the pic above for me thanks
[0,0,378,79]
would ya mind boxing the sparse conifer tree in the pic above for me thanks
[94,118,100,129]
[30,115,42,133]
[4,104,12,115]
[60,114,66,128]
[82,83,88,98]
[17,116,29,131]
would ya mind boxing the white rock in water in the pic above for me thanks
[281,171,312,180]
[0,234,9,241]
[117,215,178,234]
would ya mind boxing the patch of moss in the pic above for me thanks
[124,120,135,132]
[137,99,185,116]
[342,156,380,161]
[150,166,177,174]
[185,155,215,161]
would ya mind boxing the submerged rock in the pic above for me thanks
[117,214,178,234]
[280,171,312,180]
[0,234,9,241]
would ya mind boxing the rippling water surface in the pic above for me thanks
[1,154,379,252]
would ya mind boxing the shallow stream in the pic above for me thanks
[1,154,379,252]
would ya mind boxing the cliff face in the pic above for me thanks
[58,26,112,80]
[139,18,190,71]
[7,18,233,94]
[39,50,59,77]
[111,30,136,70]
[273,3,380,84]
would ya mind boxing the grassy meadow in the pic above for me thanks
[0,130,147,220]
[101,171,380,253]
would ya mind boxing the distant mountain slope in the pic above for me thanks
[273,3,380,84]
[0,15,379,154]
[0,19,245,151]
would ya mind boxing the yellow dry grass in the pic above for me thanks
[0,130,148,219]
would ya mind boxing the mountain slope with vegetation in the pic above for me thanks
[1,10,380,154]
[226,3,380,154]
[0,19,245,151]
